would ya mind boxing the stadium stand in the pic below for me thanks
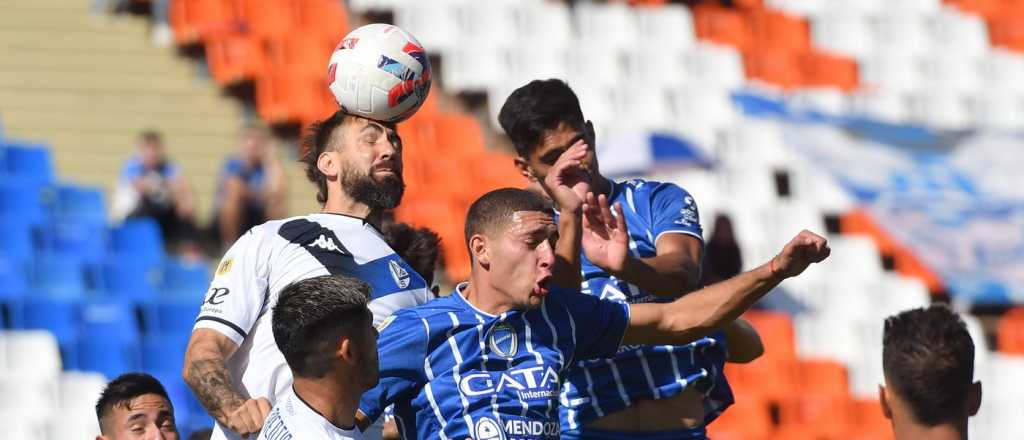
[1,0,1023,438]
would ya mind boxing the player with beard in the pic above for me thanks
[183,110,434,440]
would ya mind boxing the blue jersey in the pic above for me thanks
[359,284,631,440]
[559,179,734,431]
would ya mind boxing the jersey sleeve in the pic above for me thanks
[649,183,703,245]
[359,311,427,423]
[561,290,631,360]
[193,228,270,346]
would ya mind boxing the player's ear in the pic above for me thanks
[470,234,490,268]
[337,338,355,365]
[317,151,340,180]
[879,385,893,420]
[967,381,982,416]
[514,156,535,182]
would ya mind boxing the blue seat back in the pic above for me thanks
[49,221,108,265]
[0,215,33,261]
[32,253,87,298]
[161,259,211,298]
[0,178,49,226]
[82,299,140,344]
[4,144,54,185]
[78,339,141,379]
[101,257,160,302]
[22,295,82,345]
[55,185,106,225]
[110,218,165,265]
[152,301,200,337]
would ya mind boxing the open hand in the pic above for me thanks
[581,192,630,274]
[543,140,591,214]
[771,230,830,279]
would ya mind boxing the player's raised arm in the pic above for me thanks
[182,229,271,437]
[623,230,829,347]
[539,140,591,288]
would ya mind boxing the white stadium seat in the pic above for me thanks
[961,314,990,371]
[859,53,924,93]
[635,4,696,50]
[47,412,101,440]
[393,0,463,54]
[878,274,931,318]
[931,7,990,56]
[970,92,1024,131]
[623,47,691,89]
[610,85,676,131]
[689,43,746,89]
[921,53,982,94]
[518,1,573,49]
[0,374,58,419]
[60,371,108,411]
[1,410,46,440]
[824,235,884,282]
[848,90,912,123]
[4,331,62,380]
[873,12,934,56]
[569,45,627,89]
[460,1,521,50]
[979,50,1024,93]
[811,14,874,59]
[766,0,828,17]
[507,47,572,86]
[910,90,972,130]
[441,46,509,92]
[573,2,638,52]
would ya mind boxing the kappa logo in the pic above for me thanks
[488,322,518,359]
[308,234,345,253]
[388,260,411,289]
[474,417,505,440]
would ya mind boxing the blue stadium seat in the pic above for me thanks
[101,257,160,302]
[0,178,50,227]
[3,143,54,185]
[148,301,201,337]
[78,339,141,380]
[32,253,87,298]
[161,258,211,299]
[81,299,141,344]
[153,372,214,437]
[0,255,28,328]
[22,295,82,369]
[0,215,34,261]
[141,333,189,374]
[54,184,106,225]
[48,221,108,266]
[110,218,165,265]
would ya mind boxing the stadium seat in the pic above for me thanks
[851,398,895,440]
[31,253,87,298]
[0,179,50,232]
[810,13,873,59]
[797,358,850,396]
[692,5,753,52]
[161,258,212,299]
[294,0,350,44]
[82,299,141,344]
[22,296,82,345]
[849,90,912,123]
[4,330,62,379]
[931,6,990,55]
[109,218,165,265]
[635,4,696,50]
[0,410,46,440]
[0,215,33,261]
[574,2,639,52]
[48,221,108,267]
[461,1,520,50]
[921,53,981,93]
[54,184,107,225]
[824,236,884,283]
[971,91,1024,131]
[77,339,142,380]
[149,301,201,337]
[519,1,574,49]
[997,308,1024,354]
[910,90,972,130]
[705,395,773,438]
[777,393,855,437]
[237,0,298,39]
[878,274,930,318]
[47,411,101,440]
[3,144,54,186]
[873,11,933,56]
[255,73,320,124]
[205,33,266,86]
[141,333,190,374]
[169,0,237,45]
[0,373,59,417]
[394,1,461,54]
[101,257,161,302]
[59,371,107,410]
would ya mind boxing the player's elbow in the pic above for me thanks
[727,338,764,364]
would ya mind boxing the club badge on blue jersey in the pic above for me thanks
[489,322,518,359]
[388,259,411,289]
[475,417,506,440]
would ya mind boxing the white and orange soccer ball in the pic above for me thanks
[327,23,432,123]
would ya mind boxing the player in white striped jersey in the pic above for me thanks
[257,275,378,440]
[499,79,765,438]
[355,188,830,440]
[183,111,434,440]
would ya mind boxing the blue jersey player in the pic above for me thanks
[498,79,765,438]
[356,188,830,439]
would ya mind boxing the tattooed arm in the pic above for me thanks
[183,329,271,436]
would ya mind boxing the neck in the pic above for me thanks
[322,193,381,229]
[894,419,967,440]
[292,374,359,430]
[461,278,515,316]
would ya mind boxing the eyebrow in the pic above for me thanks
[360,123,385,136]
[541,133,585,161]
[126,413,148,424]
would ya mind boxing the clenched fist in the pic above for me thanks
[226,397,271,437]
[771,230,831,279]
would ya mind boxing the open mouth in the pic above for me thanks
[534,275,553,297]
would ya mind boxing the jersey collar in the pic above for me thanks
[452,282,499,319]
[291,387,357,432]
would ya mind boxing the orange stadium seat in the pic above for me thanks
[693,5,755,52]
[945,0,1005,19]
[296,0,352,44]
[256,74,320,124]
[706,395,773,439]
[204,33,265,86]
[997,307,1024,354]
[748,9,810,52]
[988,14,1024,53]
[727,310,799,401]
[796,359,850,396]
[434,114,486,154]
[744,49,804,89]
[170,0,238,45]
[778,393,855,437]
[265,33,331,81]
[840,210,945,293]
[849,399,895,440]
[744,310,797,360]
[236,0,299,38]
[802,50,859,91]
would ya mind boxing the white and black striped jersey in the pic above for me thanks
[192,213,434,440]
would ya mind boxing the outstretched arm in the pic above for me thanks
[183,329,271,437]
[623,230,829,347]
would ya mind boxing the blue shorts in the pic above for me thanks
[560,426,707,440]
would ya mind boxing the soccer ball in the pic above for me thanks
[327,23,432,123]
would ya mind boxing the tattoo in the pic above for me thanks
[186,358,246,425]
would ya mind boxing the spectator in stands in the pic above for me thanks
[258,275,377,439]
[212,124,287,251]
[115,130,200,254]
[703,214,743,285]
[95,372,179,440]
[381,220,442,296]
[881,305,982,440]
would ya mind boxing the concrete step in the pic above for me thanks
[0,88,240,117]
[0,10,146,32]
[0,49,195,77]
[3,110,240,137]
[0,69,209,94]
[2,0,92,12]
[0,88,240,116]
[0,28,155,52]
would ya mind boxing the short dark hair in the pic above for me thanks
[272,275,372,378]
[95,373,173,430]
[140,129,163,144]
[498,79,585,158]
[381,221,442,286]
[883,304,975,426]
[464,188,552,251]
[300,111,355,204]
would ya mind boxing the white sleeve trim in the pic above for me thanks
[654,230,705,246]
